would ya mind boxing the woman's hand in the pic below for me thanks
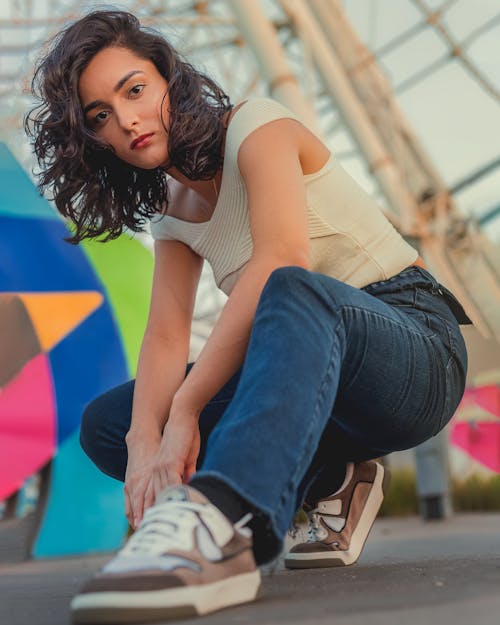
[124,432,161,529]
[151,400,201,499]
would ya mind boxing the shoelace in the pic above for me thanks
[287,523,300,540]
[307,511,324,541]
[307,511,339,546]
[287,513,321,541]
[121,503,254,557]
[121,501,206,556]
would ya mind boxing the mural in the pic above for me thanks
[0,142,153,556]
[451,379,500,473]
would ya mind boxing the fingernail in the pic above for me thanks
[134,517,138,527]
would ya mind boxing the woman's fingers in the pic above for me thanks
[125,487,141,529]
[144,478,155,512]
[183,461,197,483]
[152,468,162,501]
[152,462,181,500]
[124,487,133,527]
[125,478,149,529]
[182,426,200,483]
[146,416,201,499]
[133,492,145,529]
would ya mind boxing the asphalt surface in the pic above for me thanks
[1,513,499,625]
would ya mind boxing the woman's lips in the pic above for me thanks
[131,133,154,150]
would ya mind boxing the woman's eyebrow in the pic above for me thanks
[83,70,145,115]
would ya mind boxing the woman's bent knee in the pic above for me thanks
[266,265,311,290]
[79,381,134,480]
[79,395,106,462]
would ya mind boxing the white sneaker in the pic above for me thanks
[71,485,261,623]
[285,461,390,568]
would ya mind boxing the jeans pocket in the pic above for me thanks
[433,316,468,433]
[438,354,466,433]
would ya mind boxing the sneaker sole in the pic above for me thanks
[70,570,261,624]
[285,463,390,569]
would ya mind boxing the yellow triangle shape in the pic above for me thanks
[18,291,104,351]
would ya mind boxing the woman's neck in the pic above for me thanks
[167,168,221,206]
[164,102,243,204]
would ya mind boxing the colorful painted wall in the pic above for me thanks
[0,142,153,556]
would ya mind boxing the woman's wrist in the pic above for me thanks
[125,424,162,447]
[171,387,203,420]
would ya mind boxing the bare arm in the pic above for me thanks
[172,118,311,417]
[124,238,202,525]
[126,238,203,442]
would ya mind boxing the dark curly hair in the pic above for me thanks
[25,10,232,243]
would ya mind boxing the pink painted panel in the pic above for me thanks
[451,421,500,473]
[472,386,500,418]
[0,353,56,500]
[460,386,500,417]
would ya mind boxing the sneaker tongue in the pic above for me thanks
[155,485,235,547]
[156,485,209,506]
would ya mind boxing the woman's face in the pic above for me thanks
[79,46,170,169]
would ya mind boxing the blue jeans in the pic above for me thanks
[80,266,468,563]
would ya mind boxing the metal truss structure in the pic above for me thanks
[1,0,499,349]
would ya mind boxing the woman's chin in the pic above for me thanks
[123,156,166,170]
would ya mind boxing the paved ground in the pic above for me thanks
[1,512,499,625]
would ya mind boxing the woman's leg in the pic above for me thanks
[193,266,467,564]
[297,266,469,507]
[71,265,468,623]
[79,365,242,482]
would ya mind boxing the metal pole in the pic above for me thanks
[309,0,449,200]
[227,0,319,132]
[279,0,421,234]
[413,430,453,519]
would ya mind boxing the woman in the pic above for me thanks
[26,9,469,624]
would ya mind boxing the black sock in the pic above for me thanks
[189,476,250,525]
[190,475,281,565]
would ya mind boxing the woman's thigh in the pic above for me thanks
[329,274,467,454]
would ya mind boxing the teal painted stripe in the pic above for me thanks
[32,429,128,557]
[0,142,59,220]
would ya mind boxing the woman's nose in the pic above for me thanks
[116,107,138,131]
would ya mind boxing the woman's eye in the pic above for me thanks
[93,110,109,125]
[129,84,144,96]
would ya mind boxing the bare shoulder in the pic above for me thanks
[238,115,330,177]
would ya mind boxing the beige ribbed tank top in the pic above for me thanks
[150,97,418,294]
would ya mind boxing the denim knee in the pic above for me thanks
[79,396,103,464]
[261,265,344,314]
[262,265,313,300]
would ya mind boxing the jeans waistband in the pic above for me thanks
[362,266,472,325]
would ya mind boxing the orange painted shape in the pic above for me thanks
[18,291,103,351]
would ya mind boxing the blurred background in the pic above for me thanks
[0,0,499,561]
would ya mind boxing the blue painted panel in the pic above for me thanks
[0,214,129,445]
[0,215,102,292]
[49,303,128,444]
[1,142,131,557]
